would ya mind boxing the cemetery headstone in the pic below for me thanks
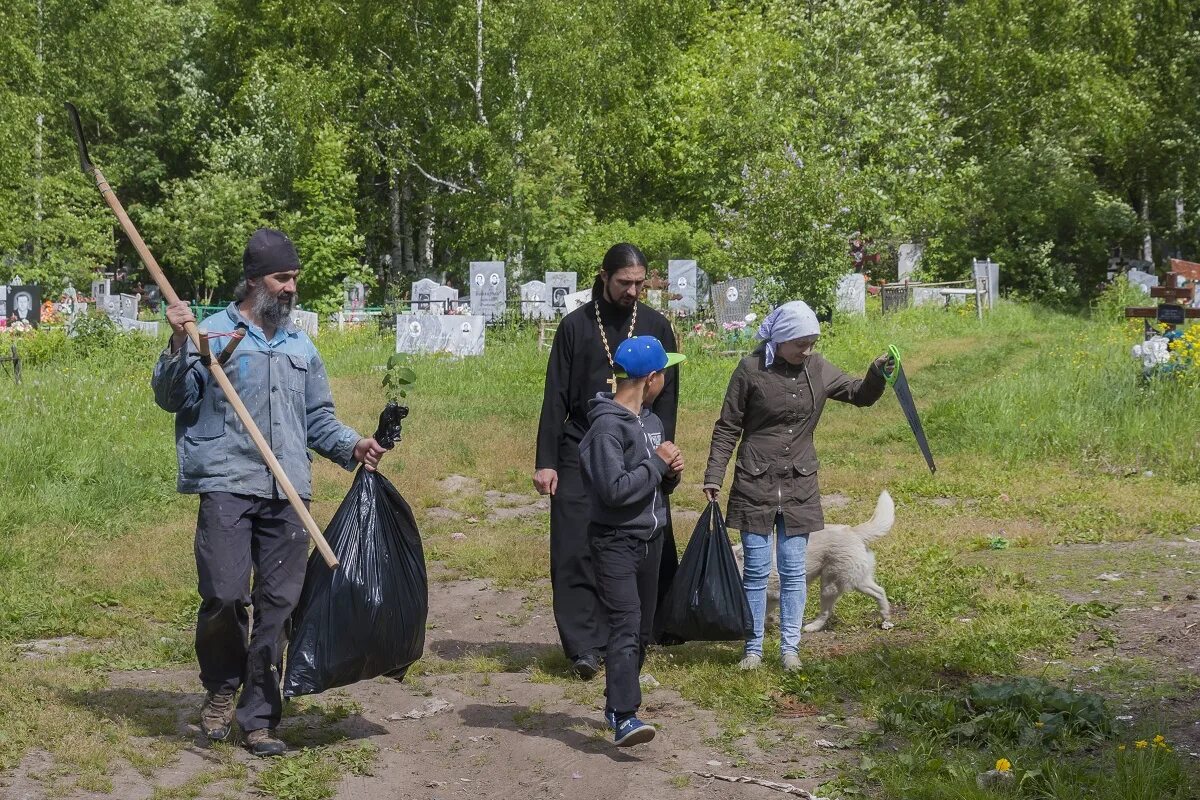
[562,288,592,315]
[971,258,1000,306]
[91,278,111,301]
[119,317,160,336]
[0,285,6,318]
[5,285,40,328]
[711,278,754,325]
[546,271,577,317]
[469,261,507,321]
[343,282,367,322]
[911,287,944,308]
[290,309,320,337]
[897,243,923,282]
[668,260,698,315]
[835,273,866,315]
[1126,268,1159,295]
[520,280,553,320]
[411,278,440,313]
[100,294,122,319]
[119,293,139,320]
[395,314,486,357]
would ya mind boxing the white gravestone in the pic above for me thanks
[835,273,866,315]
[411,278,440,313]
[562,288,591,315]
[898,243,923,282]
[668,260,698,315]
[972,259,1000,306]
[119,293,139,320]
[469,261,507,321]
[0,285,6,318]
[91,278,111,300]
[546,272,578,317]
[395,314,485,357]
[119,317,160,336]
[911,287,943,307]
[290,309,319,337]
[520,280,553,320]
[1126,268,1159,295]
[711,278,754,325]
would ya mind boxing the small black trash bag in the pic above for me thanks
[655,501,753,644]
[284,405,427,697]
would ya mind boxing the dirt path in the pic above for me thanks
[4,577,835,800]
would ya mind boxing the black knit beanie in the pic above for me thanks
[243,228,301,280]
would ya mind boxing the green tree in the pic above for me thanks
[290,124,368,315]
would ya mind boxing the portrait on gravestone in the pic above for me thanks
[0,285,7,318]
[7,286,41,327]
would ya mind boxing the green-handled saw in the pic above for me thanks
[883,345,936,475]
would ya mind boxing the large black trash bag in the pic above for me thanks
[284,403,427,697]
[655,501,753,644]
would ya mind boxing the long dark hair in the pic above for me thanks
[592,242,649,296]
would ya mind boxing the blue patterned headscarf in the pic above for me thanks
[757,301,821,367]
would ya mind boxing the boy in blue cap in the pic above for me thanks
[579,335,686,746]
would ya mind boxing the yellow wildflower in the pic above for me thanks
[1153,734,1166,745]
[1135,740,1148,749]
[995,758,1012,773]
[1118,744,1126,751]
[1034,721,1045,728]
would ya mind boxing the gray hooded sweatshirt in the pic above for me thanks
[579,393,680,540]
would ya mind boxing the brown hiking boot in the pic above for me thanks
[245,727,288,757]
[200,688,236,741]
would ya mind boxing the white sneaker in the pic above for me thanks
[782,653,802,672]
[739,654,762,671]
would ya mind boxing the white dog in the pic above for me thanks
[731,491,895,632]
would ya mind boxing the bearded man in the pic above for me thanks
[152,228,386,756]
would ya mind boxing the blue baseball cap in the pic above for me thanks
[613,335,686,379]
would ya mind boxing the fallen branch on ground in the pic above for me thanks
[692,772,828,799]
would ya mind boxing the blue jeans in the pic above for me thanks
[740,516,807,658]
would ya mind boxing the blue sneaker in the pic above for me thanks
[604,709,617,731]
[613,716,656,747]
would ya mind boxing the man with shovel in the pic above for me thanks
[152,228,388,756]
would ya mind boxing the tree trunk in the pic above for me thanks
[1141,182,1153,263]
[473,0,488,125]
[401,170,415,275]
[33,0,44,269]
[419,200,434,275]
[388,167,404,293]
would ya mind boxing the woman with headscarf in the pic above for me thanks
[702,301,893,671]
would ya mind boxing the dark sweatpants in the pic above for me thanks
[194,492,309,733]
[550,438,608,661]
[589,524,663,718]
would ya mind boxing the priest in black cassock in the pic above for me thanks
[534,243,680,679]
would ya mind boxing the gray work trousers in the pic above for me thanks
[194,492,309,733]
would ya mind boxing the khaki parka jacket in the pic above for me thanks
[703,350,886,535]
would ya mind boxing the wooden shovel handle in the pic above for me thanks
[90,165,338,568]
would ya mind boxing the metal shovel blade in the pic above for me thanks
[892,365,936,475]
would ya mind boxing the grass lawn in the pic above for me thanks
[0,296,1197,799]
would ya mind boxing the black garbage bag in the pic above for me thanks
[655,501,753,644]
[284,404,427,697]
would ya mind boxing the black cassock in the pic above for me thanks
[535,292,679,661]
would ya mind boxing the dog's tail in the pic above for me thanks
[853,490,894,544]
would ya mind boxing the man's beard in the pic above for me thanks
[252,285,297,329]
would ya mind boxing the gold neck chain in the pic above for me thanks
[595,298,638,371]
